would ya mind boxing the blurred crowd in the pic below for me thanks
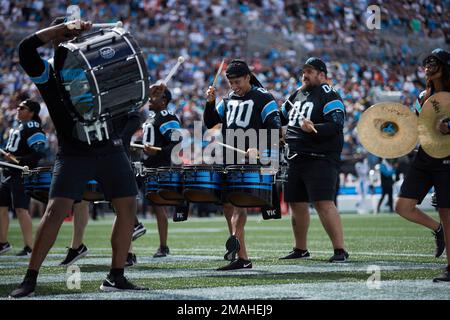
[0,0,449,169]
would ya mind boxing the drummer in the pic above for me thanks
[278,57,349,263]
[395,48,450,282]
[204,59,281,271]
[11,18,147,298]
[0,99,47,257]
[140,83,182,258]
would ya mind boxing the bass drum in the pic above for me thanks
[54,27,149,124]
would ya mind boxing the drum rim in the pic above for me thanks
[33,166,53,171]
[157,166,183,171]
[182,164,225,170]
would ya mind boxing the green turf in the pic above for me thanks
[0,212,448,299]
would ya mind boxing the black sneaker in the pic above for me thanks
[125,253,137,267]
[217,258,252,271]
[100,274,148,292]
[224,235,240,261]
[433,224,445,258]
[329,249,349,263]
[431,192,438,208]
[59,244,89,266]
[279,248,311,260]
[0,242,12,255]
[16,246,32,257]
[153,246,170,258]
[9,277,36,298]
[433,266,450,282]
[132,222,147,241]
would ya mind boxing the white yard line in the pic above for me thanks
[4,280,450,300]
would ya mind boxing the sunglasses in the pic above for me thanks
[17,106,30,111]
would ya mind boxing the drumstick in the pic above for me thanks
[0,161,29,172]
[214,141,259,159]
[130,143,162,151]
[162,56,185,85]
[66,21,123,30]
[0,149,19,164]
[285,100,318,133]
[92,21,123,28]
[212,59,225,87]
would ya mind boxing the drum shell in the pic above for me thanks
[23,167,53,203]
[54,28,149,123]
[144,168,182,206]
[182,165,224,203]
[83,180,104,201]
[225,165,273,208]
[157,167,184,201]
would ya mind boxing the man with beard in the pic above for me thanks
[279,57,349,262]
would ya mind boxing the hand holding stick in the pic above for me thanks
[285,99,318,133]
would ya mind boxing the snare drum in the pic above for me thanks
[182,165,224,203]
[225,165,274,207]
[23,167,53,203]
[144,168,182,206]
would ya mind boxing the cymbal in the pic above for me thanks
[418,92,450,158]
[357,102,418,158]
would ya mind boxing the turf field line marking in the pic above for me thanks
[0,248,441,259]
[3,280,450,300]
[0,261,445,285]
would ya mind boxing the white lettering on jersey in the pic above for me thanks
[226,100,254,127]
[5,129,21,152]
[288,101,314,126]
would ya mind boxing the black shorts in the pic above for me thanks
[399,163,450,208]
[49,151,138,202]
[284,156,339,203]
[0,172,30,210]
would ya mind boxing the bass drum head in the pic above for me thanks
[54,46,97,121]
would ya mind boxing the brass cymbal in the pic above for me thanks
[418,92,450,158]
[357,102,418,158]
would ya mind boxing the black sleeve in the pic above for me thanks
[314,110,345,137]
[18,34,47,78]
[280,91,299,126]
[203,101,222,129]
[120,112,144,144]
[19,143,46,167]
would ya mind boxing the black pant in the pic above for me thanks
[377,185,393,212]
